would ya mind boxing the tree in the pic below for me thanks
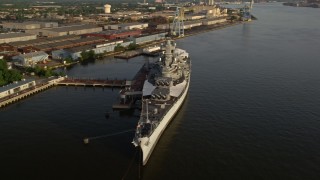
[114,44,125,52]
[127,43,139,50]
[0,59,22,86]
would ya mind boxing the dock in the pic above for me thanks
[56,78,129,87]
[0,77,65,108]
[0,76,130,108]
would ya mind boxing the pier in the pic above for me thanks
[57,78,129,87]
[0,77,65,108]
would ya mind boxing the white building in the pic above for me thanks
[0,79,36,99]
[12,51,49,66]
[105,22,148,30]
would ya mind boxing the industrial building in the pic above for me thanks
[31,36,105,53]
[0,79,36,99]
[1,21,58,30]
[132,32,167,44]
[185,14,206,20]
[12,51,49,66]
[202,17,228,25]
[4,35,106,54]
[105,22,148,30]
[52,40,131,60]
[156,20,202,30]
[0,33,37,44]
[84,30,142,40]
[8,35,81,49]
[53,39,138,60]
[25,24,103,37]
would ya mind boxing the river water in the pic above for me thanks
[1,3,320,180]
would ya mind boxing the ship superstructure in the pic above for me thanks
[132,39,191,165]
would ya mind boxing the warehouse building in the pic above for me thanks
[0,33,37,44]
[84,30,142,40]
[25,24,103,37]
[183,21,203,29]
[132,32,167,44]
[105,22,148,30]
[185,14,206,20]
[202,17,227,25]
[8,35,80,49]
[2,21,58,30]
[52,40,132,60]
[0,79,36,99]
[12,51,49,66]
[7,35,105,53]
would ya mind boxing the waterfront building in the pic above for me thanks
[105,22,148,30]
[185,14,206,20]
[157,21,202,30]
[132,32,167,44]
[0,33,37,44]
[52,40,132,60]
[12,51,49,66]
[0,79,36,99]
[202,17,227,25]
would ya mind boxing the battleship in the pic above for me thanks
[132,39,191,165]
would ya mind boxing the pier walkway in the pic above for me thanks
[56,78,129,87]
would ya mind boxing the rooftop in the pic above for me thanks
[66,45,94,53]
[0,79,35,92]
[91,29,141,35]
[44,24,101,32]
[0,33,36,39]
[15,51,48,58]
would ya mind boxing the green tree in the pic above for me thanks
[114,44,125,52]
[127,43,139,50]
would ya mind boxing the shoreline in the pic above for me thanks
[48,20,244,69]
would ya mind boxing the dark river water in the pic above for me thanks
[1,3,320,180]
